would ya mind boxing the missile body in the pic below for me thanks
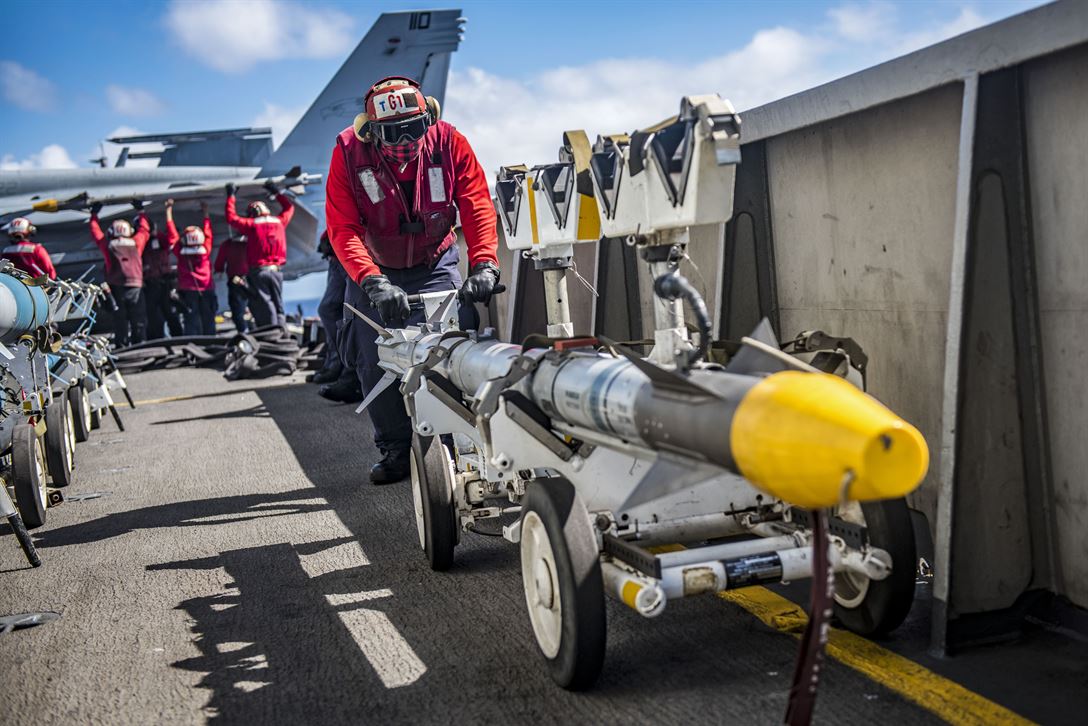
[377,329,928,508]
[0,273,50,343]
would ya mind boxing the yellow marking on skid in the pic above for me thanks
[620,580,642,609]
[526,173,540,246]
[719,587,1035,726]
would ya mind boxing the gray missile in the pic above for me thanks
[362,311,928,509]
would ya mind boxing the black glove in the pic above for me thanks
[263,180,278,195]
[459,261,503,304]
[225,183,237,197]
[89,201,103,216]
[362,274,410,326]
[131,198,144,211]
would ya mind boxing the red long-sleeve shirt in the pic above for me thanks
[144,230,178,279]
[325,128,498,284]
[2,241,56,279]
[167,217,214,292]
[214,236,250,278]
[90,213,150,287]
[225,193,293,268]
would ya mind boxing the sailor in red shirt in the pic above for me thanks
[325,76,501,483]
[144,217,182,339]
[89,200,150,346]
[213,232,253,333]
[224,180,293,327]
[2,217,56,279]
[166,199,217,335]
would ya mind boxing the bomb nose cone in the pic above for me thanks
[730,371,928,509]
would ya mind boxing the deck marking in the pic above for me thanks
[719,586,1035,726]
[326,589,393,606]
[134,383,298,406]
[328,597,427,688]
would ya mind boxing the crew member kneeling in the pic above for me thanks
[326,76,500,484]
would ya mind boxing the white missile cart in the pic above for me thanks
[393,96,922,689]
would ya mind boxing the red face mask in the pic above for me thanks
[378,137,424,166]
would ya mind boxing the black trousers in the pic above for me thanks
[316,257,348,373]
[113,286,147,347]
[145,276,182,339]
[179,289,218,335]
[227,281,252,334]
[246,267,285,327]
[339,245,474,454]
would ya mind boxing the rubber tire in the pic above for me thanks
[44,398,76,487]
[410,434,458,572]
[12,422,48,529]
[68,384,92,443]
[833,497,917,636]
[84,378,101,431]
[520,478,606,690]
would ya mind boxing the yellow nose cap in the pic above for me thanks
[730,371,929,509]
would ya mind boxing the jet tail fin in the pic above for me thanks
[260,9,464,179]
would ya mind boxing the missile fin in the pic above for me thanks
[426,290,459,327]
[598,335,717,398]
[355,371,397,414]
[618,456,726,510]
[344,302,392,338]
[725,317,791,375]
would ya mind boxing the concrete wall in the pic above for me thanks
[1023,43,1088,607]
[764,83,964,523]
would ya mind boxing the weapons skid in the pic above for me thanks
[380,94,931,696]
[0,262,127,546]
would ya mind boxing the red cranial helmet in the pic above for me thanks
[8,217,34,239]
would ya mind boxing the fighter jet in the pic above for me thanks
[0,9,464,281]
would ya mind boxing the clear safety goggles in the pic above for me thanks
[372,115,429,146]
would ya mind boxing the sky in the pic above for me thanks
[0,0,1049,180]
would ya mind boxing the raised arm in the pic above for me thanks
[201,201,213,253]
[225,184,256,231]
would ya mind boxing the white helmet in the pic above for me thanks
[110,219,134,238]
[8,217,34,239]
[184,226,205,246]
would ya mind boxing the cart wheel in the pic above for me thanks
[410,433,457,571]
[12,422,48,529]
[44,398,76,487]
[84,379,101,431]
[519,477,606,690]
[68,384,92,443]
[833,497,916,636]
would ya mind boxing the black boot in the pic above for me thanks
[318,379,364,403]
[307,367,341,384]
[370,449,410,484]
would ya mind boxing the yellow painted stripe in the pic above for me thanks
[134,382,298,407]
[719,587,1035,726]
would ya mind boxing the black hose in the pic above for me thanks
[652,269,712,366]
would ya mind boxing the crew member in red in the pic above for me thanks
[326,75,501,484]
[144,216,182,339]
[166,199,217,335]
[2,217,56,279]
[89,200,150,346]
[224,180,293,327]
[213,232,253,333]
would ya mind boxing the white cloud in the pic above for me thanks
[164,0,355,73]
[253,102,307,149]
[106,85,166,116]
[0,144,78,170]
[444,3,1001,179]
[0,61,57,112]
